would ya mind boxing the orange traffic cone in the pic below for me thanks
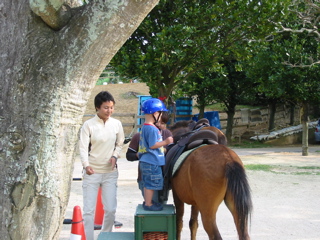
[94,187,104,230]
[70,206,86,240]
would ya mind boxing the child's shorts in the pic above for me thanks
[140,162,163,190]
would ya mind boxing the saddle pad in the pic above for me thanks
[172,144,206,176]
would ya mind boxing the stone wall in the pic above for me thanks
[218,104,318,144]
[218,104,302,139]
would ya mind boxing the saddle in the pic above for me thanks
[159,119,219,202]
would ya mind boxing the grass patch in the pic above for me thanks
[297,166,320,170]
[205,103,264,112]
[231,140,274,148]
[293,172,320,175]
[295,166,320,175]
[245,164,273,171]
[245,164,320,175]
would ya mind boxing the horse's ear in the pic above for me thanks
[193,118,210,130]
[170,120,190,131]
[202,126,228,146]
[172,128,189,143]
[187,121,196,130]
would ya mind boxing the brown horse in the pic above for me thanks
[168,120,252,240]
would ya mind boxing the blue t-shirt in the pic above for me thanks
[138,123,165,166]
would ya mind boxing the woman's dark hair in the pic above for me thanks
[161,111,169,124]
[94,91,115,109]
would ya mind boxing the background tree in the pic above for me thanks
[176,57,259,143]
[246,19,320,155]
[213,60,258,143]
[278,0,320,66]
[110,0,289,100]
[0,0,159,239]
[175,68,220,119]
[175,61,255,143]
[244,41,294,131]
[279,0,320,155]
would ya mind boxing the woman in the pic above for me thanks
[79,91,124,240]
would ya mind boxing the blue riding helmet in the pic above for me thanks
[141,98,168,114]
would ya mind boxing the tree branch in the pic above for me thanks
[278,26,320,40]
[29,0,74,30]
[276,0,320,67]
[282,60,320,68]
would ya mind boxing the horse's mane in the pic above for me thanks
[169,120,195,132]
[169,120,196,143]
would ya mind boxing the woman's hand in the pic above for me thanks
[109,156,117,170]
[85,166,94,175]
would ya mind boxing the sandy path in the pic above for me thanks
[59,146,320,240]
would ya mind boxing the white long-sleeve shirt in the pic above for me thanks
[79,114,124,173]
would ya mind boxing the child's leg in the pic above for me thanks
[144,188,154,206]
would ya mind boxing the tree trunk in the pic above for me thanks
[225,106,236,144]
[198,108,205,119]
[289,102,295,125]
[198,102,205,119]
[311,103,320,120]
[268,102,276,131]
[0,1,158,239]
[301,102,309,156]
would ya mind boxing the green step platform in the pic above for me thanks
[135,204,176,240]
[98,232,134,240]
[97,204,176,240]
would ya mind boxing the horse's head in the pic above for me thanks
[169,120,196,143]
[169,120,195,132]
[202,126,228,145]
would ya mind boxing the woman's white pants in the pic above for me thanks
[82,170,118,240]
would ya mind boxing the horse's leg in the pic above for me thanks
[189,205,199,240]
[224,196,251,240]
[200,207,222,240]
[173,191,184,240]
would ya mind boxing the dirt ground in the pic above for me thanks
[60,146,320,240]
[231,147,320,240]
[59,84,320,239]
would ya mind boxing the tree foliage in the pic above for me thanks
[278,0,320,67]
[244,0,320,154]
[111,0,289,99]
[246,2,320,105]
[179,58,258,142]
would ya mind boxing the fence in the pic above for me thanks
[218,105,301,138]
[83,104,302,140]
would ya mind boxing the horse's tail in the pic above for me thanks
[225,161,253,239]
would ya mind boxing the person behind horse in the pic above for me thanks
[126,111,173,203]
[138,98,173,211]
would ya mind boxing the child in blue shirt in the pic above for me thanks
[138,98,173,211]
